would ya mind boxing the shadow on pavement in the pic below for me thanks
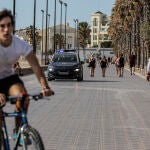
[50,79,120,83]
[82,80,120,83]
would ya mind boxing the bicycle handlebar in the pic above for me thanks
[0,92,54,108]
[8,93,42,99]
[0,93,43,108]
[7,93,43,103]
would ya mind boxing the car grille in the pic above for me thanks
[56,67,74,74]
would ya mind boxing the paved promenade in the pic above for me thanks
[6,62,150,150]
[19,58,147,80]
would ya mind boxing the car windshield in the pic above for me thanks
[52,54,77,62]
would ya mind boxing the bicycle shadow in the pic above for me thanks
[51,79,120,83]
[82,80,121,83]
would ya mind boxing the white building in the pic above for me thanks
[90,11,111,48]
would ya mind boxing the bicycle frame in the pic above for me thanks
[1,107,28,150]
[0,93,46,150]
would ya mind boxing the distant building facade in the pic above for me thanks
[48,24,75,50]
[15,24,76,54]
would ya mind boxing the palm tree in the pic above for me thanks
[78,22,91,59]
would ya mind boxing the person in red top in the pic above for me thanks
[114,55,119,75]
[129,52,136,75]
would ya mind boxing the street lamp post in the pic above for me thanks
[73,19,78,49]
[47,14,51,51]
[54,0,57,52]
[13,0,16,34]
[33,0,36,54]
[45,0,48,65]
[41,10,44,62]
[64,2,67,50]
[76,19,79,53]
[73,19,76,49]
[59,0,63,49]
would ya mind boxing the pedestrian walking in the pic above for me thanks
[114,55,119,75]
[107,57,111,66]
[118,53,125,77]
[129,52,136,75]
[88,54,96,77]
[99,56,108,77]
[146,58,150,81]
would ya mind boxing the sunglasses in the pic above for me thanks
[0,22,12,29]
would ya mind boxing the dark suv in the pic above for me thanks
[47,51,84,81]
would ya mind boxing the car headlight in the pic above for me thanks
[74,68,80,72]
[48,66,54,71]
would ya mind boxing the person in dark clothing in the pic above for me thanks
[118,54,125,77]
[107,57,111,66]
[89,55,96,77]
[129,52,136,75]
[99,56,108,77]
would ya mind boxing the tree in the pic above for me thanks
[26,25,41,46]
[78,22,91,59]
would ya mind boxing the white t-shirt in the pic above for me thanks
[0,35,33,79]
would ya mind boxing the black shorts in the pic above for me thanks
[0,74,24,96]
[130,63,135,68]
[118,64,124,68]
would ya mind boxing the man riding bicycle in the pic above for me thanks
[0,9,54,140]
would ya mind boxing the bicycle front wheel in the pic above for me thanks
[22,126,45,150]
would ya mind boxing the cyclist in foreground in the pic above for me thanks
[0,9,54,145]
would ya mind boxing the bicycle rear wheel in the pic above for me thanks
[22,126,45,150]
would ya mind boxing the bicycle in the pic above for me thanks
[0,92,47,150]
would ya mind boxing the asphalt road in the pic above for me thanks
[5,63,150,150]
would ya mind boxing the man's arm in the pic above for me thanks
[26,51,54,95]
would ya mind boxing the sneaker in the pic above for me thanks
[13,133,23,146]
[13,133,32,145]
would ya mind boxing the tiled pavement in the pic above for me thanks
[5,63,150,150]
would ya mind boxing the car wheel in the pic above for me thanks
[77,74,83,81]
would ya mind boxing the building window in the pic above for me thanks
[93,28,97,33]
[101,28,105,31]
[93,18,98,26]
[93,35,94,40]
[95,35,97,40]
[93,35,97,40]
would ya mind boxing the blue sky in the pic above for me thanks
[0,0,115,30]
